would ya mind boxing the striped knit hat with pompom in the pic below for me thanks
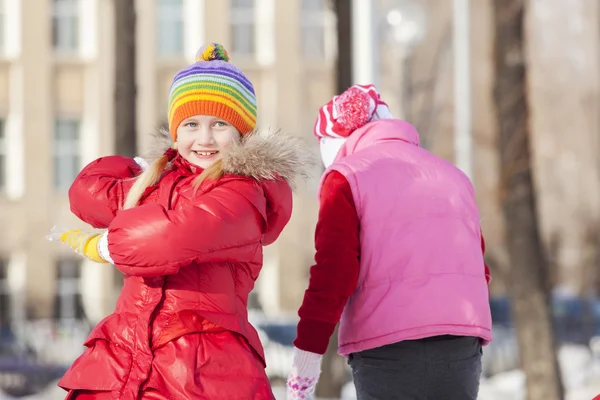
[168,43,257,140]
[314,84,393,139]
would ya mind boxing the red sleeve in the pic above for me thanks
[69,156,142,228]
[293,171,360,355]
[107,178,266,277]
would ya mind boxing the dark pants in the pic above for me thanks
[348,336,482,400]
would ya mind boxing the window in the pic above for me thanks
[53,119,80,191]
[53,258,85,321]
[157,0,184,57]
[0,119,5,190]
[231,0,255,56]
[301,0,327,59]
[52,0,79,53]
[0,0,5,53]
[0,259,9,325]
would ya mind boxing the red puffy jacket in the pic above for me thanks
[59,131,309,400]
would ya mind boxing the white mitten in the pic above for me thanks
[286,347,322,400]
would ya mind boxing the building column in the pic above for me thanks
[135,0,159,154]
[183,0,205,63]
[80,260,117,324]
[80,0,101,165]
[251,0,279,314]
[4,0,23,200]
[272,0,314,313]
[18,0,54,318]
[7,251,26,323]
[203,1,230,49]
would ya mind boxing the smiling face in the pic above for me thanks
[176,115,241,169]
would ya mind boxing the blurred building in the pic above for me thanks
[0,0,336,326]
[2,0,600,331]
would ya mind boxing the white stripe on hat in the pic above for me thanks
[322,104,343,138]
[314,84,391,139]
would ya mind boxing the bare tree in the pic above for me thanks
[333,0,353,94]
[491,1,564,399]
[404,26,452,150]
[114,0,137,157]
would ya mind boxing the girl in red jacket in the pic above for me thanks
[49,43,311,400]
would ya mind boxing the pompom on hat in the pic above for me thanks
[167,43,257,140]
[313,84,393,139]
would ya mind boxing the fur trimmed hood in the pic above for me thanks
[144,128,317,188]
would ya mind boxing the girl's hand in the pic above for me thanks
[286,347,322,400]
[47,226,113,264]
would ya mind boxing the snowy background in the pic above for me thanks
[2,323,599,400]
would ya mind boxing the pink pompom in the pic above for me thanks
[334,87,373,132]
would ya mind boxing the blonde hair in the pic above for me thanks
[122,146,225,210]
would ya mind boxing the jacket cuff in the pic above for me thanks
[291,347,322,378]
[293,319,337,355]
[97,230,114,264]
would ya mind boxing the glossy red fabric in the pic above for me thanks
[67,329,274,400]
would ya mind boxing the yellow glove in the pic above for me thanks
[49,227,109,264]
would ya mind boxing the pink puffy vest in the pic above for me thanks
[320,119,492,356]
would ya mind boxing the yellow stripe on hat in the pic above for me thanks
[168,93,257,127]
[169,84,257,119]
[169,81,257,114]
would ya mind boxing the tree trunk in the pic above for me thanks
[491,1,564,399]
[315,1,354,398]
[114,0,137,157]
[333,0,353,94]
[315,326,347,398]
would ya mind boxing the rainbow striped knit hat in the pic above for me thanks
[168,43,257,140]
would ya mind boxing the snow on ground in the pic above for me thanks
[477,344,600,400]
[4,345,600,400]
